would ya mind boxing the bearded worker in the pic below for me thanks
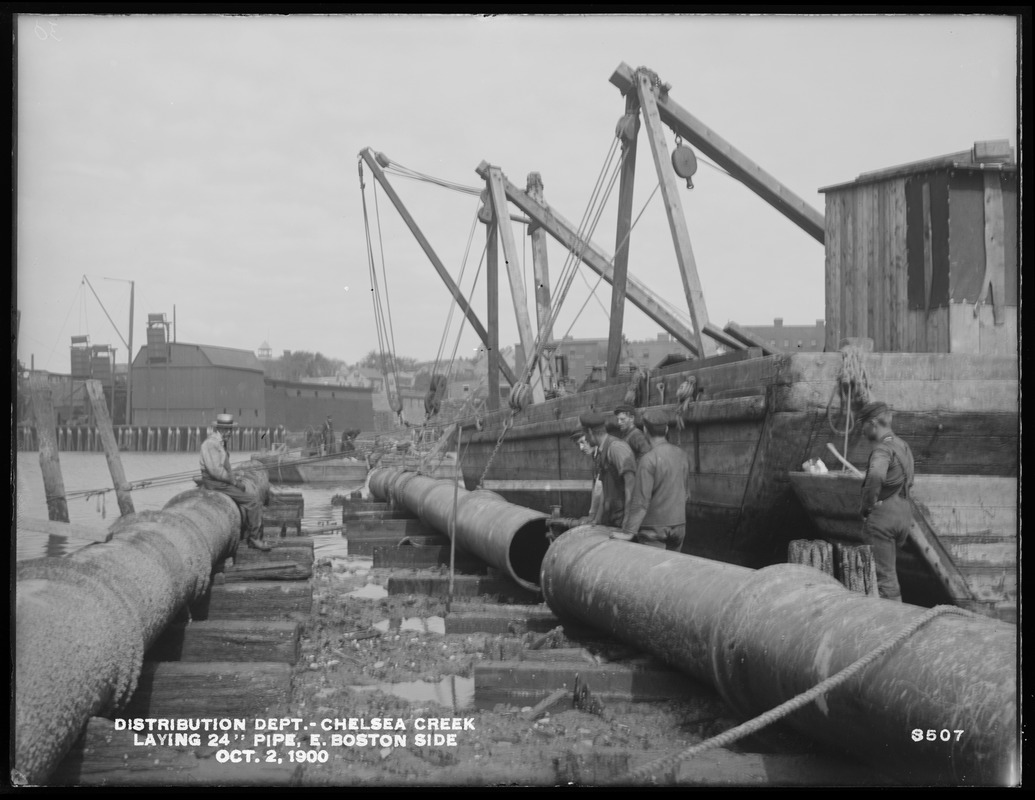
[200,413,270,551]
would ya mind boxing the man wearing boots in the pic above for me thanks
[200,413,271,551]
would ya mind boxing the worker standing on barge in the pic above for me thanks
[613,409,690,551]
[200,413,270,551]
[859,400,915,601]
[580,412,636,529]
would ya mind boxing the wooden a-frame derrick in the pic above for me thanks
[358,147,519,410]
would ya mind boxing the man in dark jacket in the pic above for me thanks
[580,412,636,529]
[613,409,690,551]
[858,400,915,601]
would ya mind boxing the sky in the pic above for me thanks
[14,13,1019,375]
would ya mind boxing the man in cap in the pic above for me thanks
[613,409,691,551]
[570,424,602,525]
[200,413,270,551]
[580,412,636,529]
[614,403,653,463]
[858,400,914,601]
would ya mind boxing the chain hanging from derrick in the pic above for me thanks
[476,411,514,489]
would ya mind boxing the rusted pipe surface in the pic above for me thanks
[369,468,551,591]
[15,461,268,785]
[540,527,1017,785]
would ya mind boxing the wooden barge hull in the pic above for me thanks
[457,350,1017,619]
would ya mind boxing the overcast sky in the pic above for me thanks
[15,13,1018,375]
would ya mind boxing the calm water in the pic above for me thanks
[14,451,364,561]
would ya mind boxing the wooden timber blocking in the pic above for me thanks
[146,619,301,664]
[446,604,561,634]
[342,508,416,522]
[554,746,892,787]
[222,559,313,582]
[345,519,437,536]
[51,717,301,787]
[474,659,707,704]
[264,491,304,537]
[122,661,293,717]
[192,580,313,621]
[372,544,487,572]
[387,571,541,603]
[348,535,450,556]
[338,500,389,512]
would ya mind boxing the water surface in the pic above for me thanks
[15,451,363,561]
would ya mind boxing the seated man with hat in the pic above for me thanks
[613,409,691,551]
[858,400,915,601]
[579,411,636,529]
[199,413,270,551]
[614,403,653,463]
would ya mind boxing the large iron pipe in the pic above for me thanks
[14,462,269,785]
[541,528,1017,785]
[368,468,551,591]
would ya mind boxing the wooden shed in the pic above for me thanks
[820,140,1017,355]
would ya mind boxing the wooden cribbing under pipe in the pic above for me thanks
[14,460,270,785]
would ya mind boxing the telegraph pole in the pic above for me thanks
[103,277,134,425]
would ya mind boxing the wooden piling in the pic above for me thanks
[85,380,135,517]
[787,539,834,576]
[835,543,879,596]
[28,375,69,522]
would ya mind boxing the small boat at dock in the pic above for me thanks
[251,447,369,485]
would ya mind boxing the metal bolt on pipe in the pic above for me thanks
[540,527,1017,786]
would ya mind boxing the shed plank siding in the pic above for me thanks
[890,179,909,353]
[826,160,1014,357]
[823,189,842,350]
[1000,173,1018,305]
[947,172,988,301]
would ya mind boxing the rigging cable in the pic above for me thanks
[359,157,403,422]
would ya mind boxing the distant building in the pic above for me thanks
[516,333,694,388]
[737,319,826,352]
[342,366,384,391]
[257,340,273,361]
[264,378,374,432]
[130,341,267,427]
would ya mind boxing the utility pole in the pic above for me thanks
[103,277,134,425]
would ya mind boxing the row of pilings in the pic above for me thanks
[15,426,286,453]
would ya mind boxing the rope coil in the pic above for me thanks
[826,344,872,436]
